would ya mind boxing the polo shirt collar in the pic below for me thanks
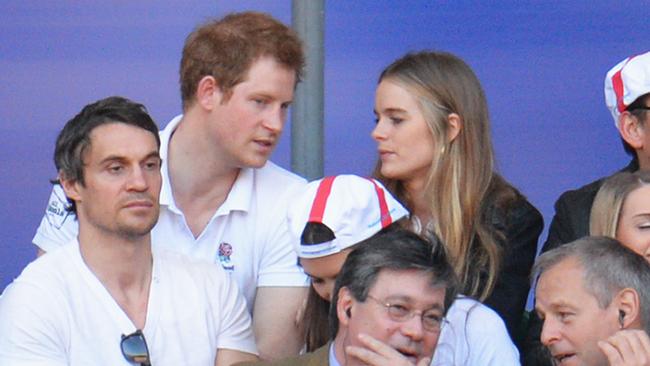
[158,115,183,210]
[156,114,254,216]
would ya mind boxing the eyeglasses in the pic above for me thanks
[365,294,445,333]
[121,329,152,366]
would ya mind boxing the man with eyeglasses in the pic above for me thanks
[239,229,459,366]
[0,97,257,365]
[525,51,650,365]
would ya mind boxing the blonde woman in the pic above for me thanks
[590,170,650,261]
[372,51,543,340]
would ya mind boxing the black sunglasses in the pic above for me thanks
[120,329,152,366]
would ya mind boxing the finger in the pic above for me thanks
[609,331,636,363]
[637,331,650,358]
[346,345,388,366]
[357,333,402,358]
[598,340,624,365]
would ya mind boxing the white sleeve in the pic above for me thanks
[0,280,68,365]
[257,181,308,288]
[463,302,520,365]
[211,266,258,355]
[32,184,78,252]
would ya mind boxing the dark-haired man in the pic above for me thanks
[535,236,650,366]
[526,51,650,366]
[240,229,459,366]
[543,51,650,255]
[0,97,257,365]
[32,12,308,360]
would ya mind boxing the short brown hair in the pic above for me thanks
[180,11,304,110]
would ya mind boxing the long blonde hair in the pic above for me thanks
[374,51,510,300]
[590,171,650,237]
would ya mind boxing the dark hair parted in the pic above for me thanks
[328,229,458,338]
[533,236,650,333]
[53,96,159,213]
[180,11,304,110]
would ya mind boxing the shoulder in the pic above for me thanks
[446,297,508,329]
[553,159,637,210]
[440,297,520,364]
[0,245,74,327]
[255,162,307,187]
[235,347,327,366]
[555,176,607,210]
[248,162,307,211]
[484,176,543,231]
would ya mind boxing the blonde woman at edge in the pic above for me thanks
[371,51,544,342]
[590,170,650,261]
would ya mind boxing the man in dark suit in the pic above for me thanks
[525,51,650,366]
[543,51,650,254]
[239,229,458,366]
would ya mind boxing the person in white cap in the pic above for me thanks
[542,51,650,256]
[526,51,650,365]
[252,174,519,365]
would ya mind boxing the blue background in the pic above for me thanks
[1,1,646,291]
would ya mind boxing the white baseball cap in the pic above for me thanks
[287,174,409,259]
[605,51,650,126]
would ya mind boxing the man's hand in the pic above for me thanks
[345,333,431,366]
[598,330,650,365]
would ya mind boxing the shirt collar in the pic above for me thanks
[329,342,342,366]
[158,115,183,209]
[217,166,254,215]
[156,114,255,216]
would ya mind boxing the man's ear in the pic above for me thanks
[611,288,641,329]
[336,287,354,327]
[59,173,82,203]
[195,75,222,111]
[618,112,646,150]
[447,113,462,143]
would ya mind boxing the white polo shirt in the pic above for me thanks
[433,296,520,365]
[0,240,256,365]
[32,115,308,310]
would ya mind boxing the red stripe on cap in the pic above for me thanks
[368,178,392,228]
[613,55,639,113]
[308,176,336,223]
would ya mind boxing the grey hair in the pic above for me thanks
[533,236,650,332]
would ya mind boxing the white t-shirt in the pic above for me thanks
[433,296,520,366]
[32,115,309,310]
[0,240,256,365]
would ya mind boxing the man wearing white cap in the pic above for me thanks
[525,52,650,365]
[542,51,650,254]
[242,175,520,365]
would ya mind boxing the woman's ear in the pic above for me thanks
[447,113,462,142]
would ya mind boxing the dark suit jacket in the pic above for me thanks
[541,159,638,253]
[523,160,638,366]
[235,344,330,366]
